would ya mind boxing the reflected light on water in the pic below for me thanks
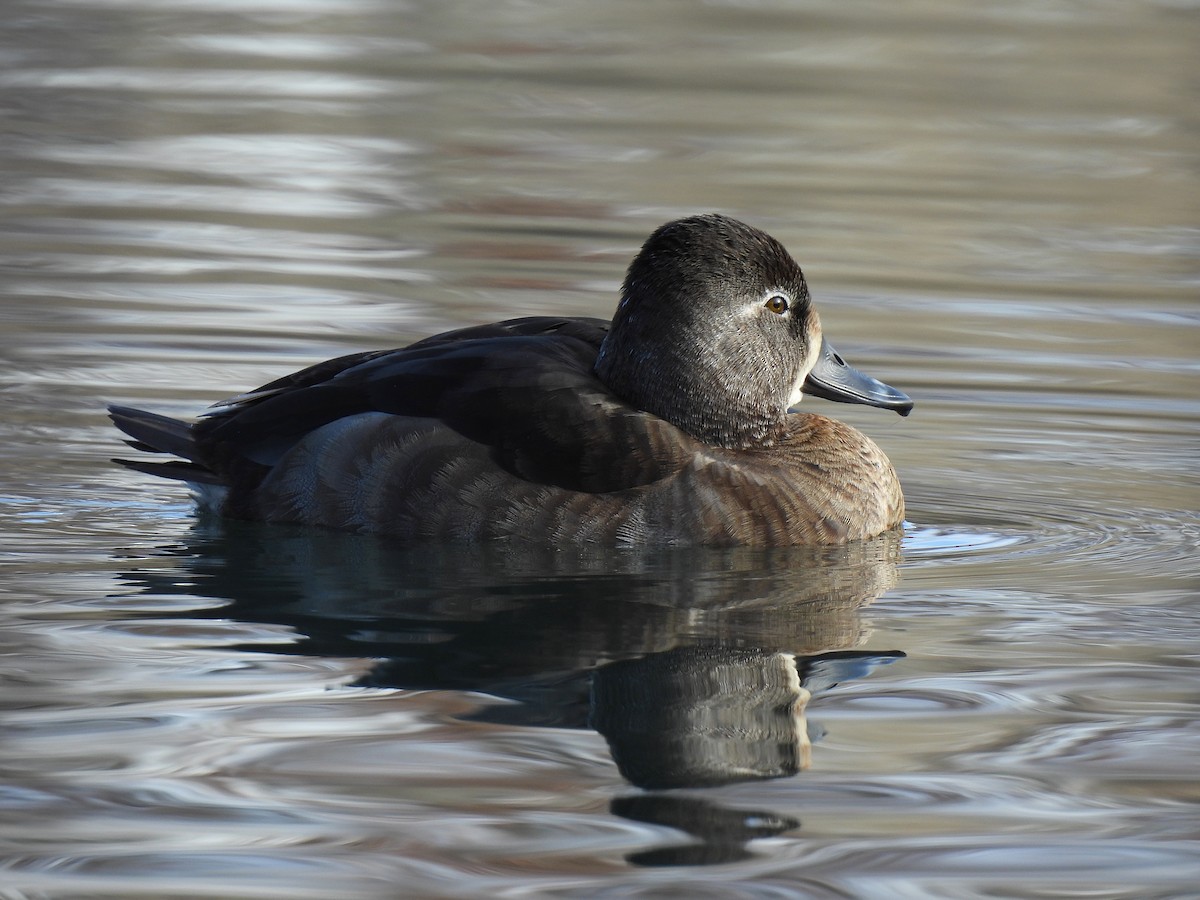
[0,0,1197,896]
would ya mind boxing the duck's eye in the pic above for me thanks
[765,294,789,315]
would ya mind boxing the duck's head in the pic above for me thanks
[595,214,912,448]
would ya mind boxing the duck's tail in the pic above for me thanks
[108,405,224,485]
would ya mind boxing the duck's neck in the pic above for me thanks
[594,335,787,450]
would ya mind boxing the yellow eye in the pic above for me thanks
[765,294,789,315]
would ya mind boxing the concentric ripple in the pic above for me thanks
[902,483,1197,586]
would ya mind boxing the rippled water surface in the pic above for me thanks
[2,1,1197,897]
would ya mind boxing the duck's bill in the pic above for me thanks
[802,340,913,417]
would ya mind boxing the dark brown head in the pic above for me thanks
[595,214,911,448]
[595,215,813,447]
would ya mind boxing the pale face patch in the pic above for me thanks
[787,323,823,410]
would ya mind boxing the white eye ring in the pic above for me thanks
[765,294,789,315]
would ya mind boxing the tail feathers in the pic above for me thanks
[113,457,225,485]
[109,405,195,457]
[108,404,224,485]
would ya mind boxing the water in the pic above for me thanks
[1,0,1197,897]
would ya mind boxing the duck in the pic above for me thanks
[110,214,912,546]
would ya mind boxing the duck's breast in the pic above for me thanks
[245,411,902,546]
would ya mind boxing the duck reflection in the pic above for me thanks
[117,523,905,865]
[613,794,800,866]
[593,646,901,790]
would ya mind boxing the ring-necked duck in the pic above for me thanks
[110,214,912,545]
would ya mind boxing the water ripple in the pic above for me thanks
[902,488,1197,581]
